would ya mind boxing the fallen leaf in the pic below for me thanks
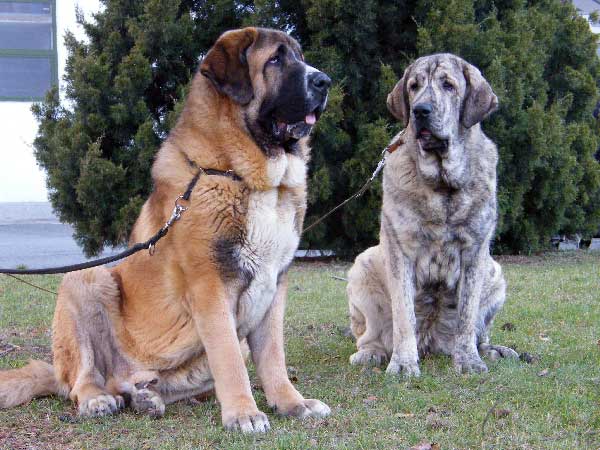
[426,417,450,430]
[538,368,550,377]
[426,406,450,415]
[493,408,511,418]
[426,409,450,429]
[372,367,382,374]
[519,352,538,364]
[501,322,516,331]
[396,412,415,418]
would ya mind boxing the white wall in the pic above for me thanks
[0,0,101,202]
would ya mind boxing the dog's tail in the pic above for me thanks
[0,360,59,408]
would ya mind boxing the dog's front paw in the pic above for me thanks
[453,351,488,374]
[350,349,388,367]
[223,410,270,433]
[385,354,420,377]
[131,388,165,418]
[275,398,331,419]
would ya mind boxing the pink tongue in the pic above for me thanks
[305,113,316,125]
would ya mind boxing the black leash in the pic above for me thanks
[3,273,58,295]
[0,133,404,292]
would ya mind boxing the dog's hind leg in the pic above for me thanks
[53,268,127,417]
[476,259,518,361]
[347,247,393,367]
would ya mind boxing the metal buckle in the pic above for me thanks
[166,195,188,226]
[148,195,190,256]
[384,127,406,154]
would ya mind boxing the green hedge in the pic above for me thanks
[32,0,600,256]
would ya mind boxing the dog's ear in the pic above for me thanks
[461,63,498,128]
[200,28,258,105]
[387,72,410,127]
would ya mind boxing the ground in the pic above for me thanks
[0,252,599,449]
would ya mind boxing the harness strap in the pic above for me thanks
[181,151,243,185]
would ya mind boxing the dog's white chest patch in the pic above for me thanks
[234,185,300,337]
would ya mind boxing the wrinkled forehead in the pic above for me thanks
[253,28,303,60]
[409,55,464,82]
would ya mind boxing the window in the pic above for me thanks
[0,0,57,101]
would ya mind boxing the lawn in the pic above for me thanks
[0,253,599,449]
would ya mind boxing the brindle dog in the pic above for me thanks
[347,54,518,377]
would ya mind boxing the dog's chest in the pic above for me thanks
[402,192,481,292]
[413,242,461,293]
[233,187,300,336]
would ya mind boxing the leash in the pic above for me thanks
[3,273,58,295]
[301,130,403,234]
[0,131,404,292]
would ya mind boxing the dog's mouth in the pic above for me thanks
[271,106,323,142]
[417,128,448,153]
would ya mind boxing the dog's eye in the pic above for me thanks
[409,82,419,91]
[267,55,281,65]
[443,81,455,91]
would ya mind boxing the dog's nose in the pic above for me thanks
[413,103,433,118]
[308,71,332,94]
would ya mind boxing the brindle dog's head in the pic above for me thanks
[201,28,331,155]
[387,54,498,186]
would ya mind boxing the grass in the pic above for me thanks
[0,252,599,449]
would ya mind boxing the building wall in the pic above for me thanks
[0,0,100,202]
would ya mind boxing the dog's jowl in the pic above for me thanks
[0,28,331,433]
[347,53,518,377]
